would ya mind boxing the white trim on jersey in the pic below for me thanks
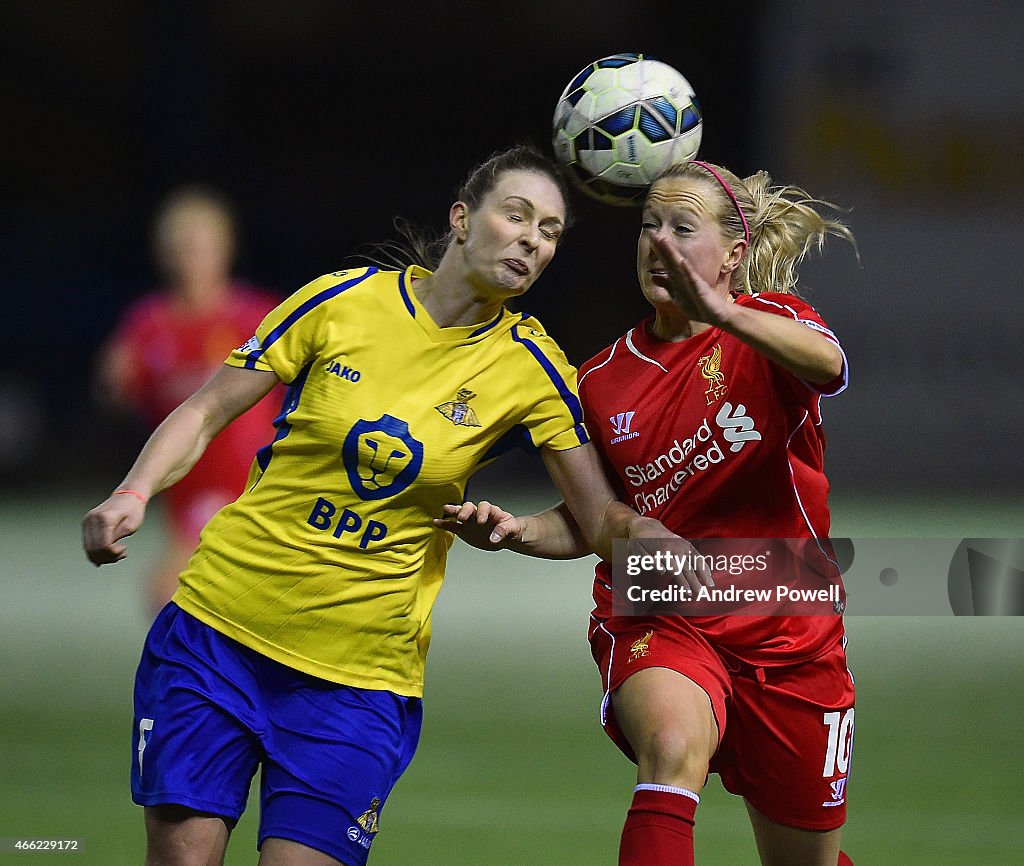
[625,328,669,372]
[842,634,855,684]
[749,296,840,341]
[578,338,621,389]
[750,296,849,398]
[594,617,617,728]
[785,409,840,571]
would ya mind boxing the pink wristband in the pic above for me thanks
[114,489,149,505]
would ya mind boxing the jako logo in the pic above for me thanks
[325,360,361,382]
[714,402,761,452]
[610,411,639,444]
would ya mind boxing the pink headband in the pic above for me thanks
[690,160,750,245]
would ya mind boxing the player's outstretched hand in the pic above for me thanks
[82,494,146,566]
[434,501,526,551]
[628,515,716,592]
[649,234,730,326]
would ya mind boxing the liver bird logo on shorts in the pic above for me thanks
[698,344,729,405]
[435,388,481,427]
[628,630,654,663]
[356,797,381,834]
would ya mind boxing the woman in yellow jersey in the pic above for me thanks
[82,145,703,866]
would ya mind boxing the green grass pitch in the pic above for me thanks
[2,491,1022,864]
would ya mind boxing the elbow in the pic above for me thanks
[808,343,844,385]
[824,343,845,382]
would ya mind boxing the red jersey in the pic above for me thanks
[105,282,282,539]
[580,292,847,663]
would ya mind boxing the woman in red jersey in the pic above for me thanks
[95,186,281,614]
[439,160,858,866]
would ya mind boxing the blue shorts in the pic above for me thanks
[132,603,423,866]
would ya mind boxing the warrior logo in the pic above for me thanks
[610,411,635,437]
[628,630,654,663]
[609,411,640,444]
[698,344,729,405]
[435,389,481,427]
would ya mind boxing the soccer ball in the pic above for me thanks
[552,53,703,206]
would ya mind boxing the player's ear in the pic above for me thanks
[450,201,469,242]
[721,240,746,275]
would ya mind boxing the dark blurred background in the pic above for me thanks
[3,0,1021,500]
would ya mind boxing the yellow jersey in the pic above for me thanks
[172,266,587,696]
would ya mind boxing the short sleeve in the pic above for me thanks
[226,269,374,384]
[744,293,848,397]
[511,321,590,451]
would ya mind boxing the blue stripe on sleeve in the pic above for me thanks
[255,360,314,472]
[243,269,377,370]
[510,325,589,446]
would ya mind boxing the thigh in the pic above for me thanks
[715,638,855,832]
[144,805,233,866]
[590,615,732,763]
[613,666,720,791]
[258,673,423,866]
[133,604,263,821]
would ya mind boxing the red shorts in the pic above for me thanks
[589,614,855,831]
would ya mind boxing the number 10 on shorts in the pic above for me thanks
[822,708,854,776]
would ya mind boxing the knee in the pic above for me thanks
[633,725,712,786]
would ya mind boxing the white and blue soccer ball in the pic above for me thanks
[552,53,703,206]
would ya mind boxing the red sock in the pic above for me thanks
[837,853,854,866]
[619,785,698,866]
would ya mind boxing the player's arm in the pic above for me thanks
[437,498,587,560]
[650,234,842,384]
[437,443,713,588]
[82,365,279,566]
[436,443,621,559]
[93,338,136,411]
[541,442,671,562]
[715,302,842,384]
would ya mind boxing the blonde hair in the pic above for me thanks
[652,162,856,296]
[151,185,238,265]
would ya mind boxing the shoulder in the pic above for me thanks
[300,266,385,297]
[737,292,836,335]
[120,289,169,318]
[275,267,388,314]
[110,290,173,337]
[577,320,647,385]
[227,281,283,309]
[512,314,573,362]
[579,341,617,378]
[737,291,816,316]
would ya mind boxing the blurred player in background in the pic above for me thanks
[81,145,699,866]
[94,185,281,614]
[440,160,858,866]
